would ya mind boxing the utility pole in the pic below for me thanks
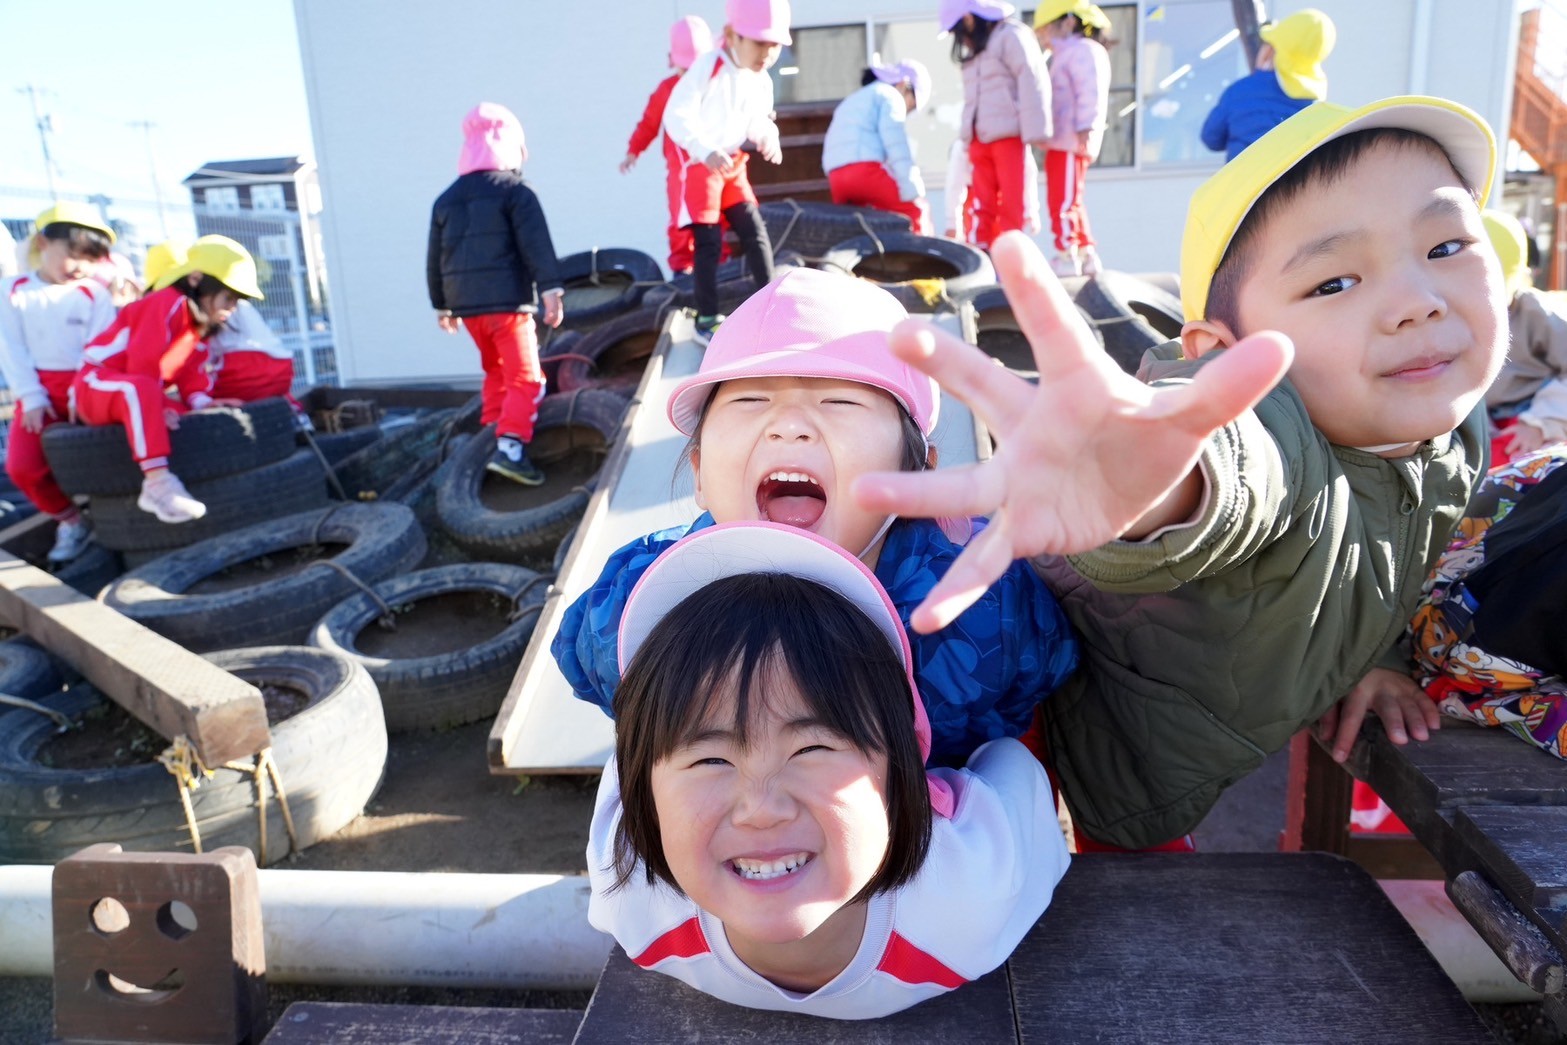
[17,84,61,198]
[129,120,170,238]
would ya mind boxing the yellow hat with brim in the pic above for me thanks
[1033,0,1109,31]
[28,201,116,271]
[162,234,264,300]
[1260,8,1335,100]
[1481,209,1530,300]
[144,240,192,291]
[1179,95,1496,322]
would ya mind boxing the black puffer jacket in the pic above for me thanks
[426,170,563,317]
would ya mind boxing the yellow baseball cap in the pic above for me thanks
[34,201,115,244]
[1481,209,1530,300]
[163,234,264,300]
[1179,95,1496,322]
[1032,0,1110,30]
[143,240,191,291]
[1260,9,1335,101]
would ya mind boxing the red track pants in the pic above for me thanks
[6,369,76,516]
[968,136,1028,249]
[71,366,174,472]
[1045,149,1095,253]
[828,162,929,234]
[462,312,545,442]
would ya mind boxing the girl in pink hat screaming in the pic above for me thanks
[621,16,729,276]
[588,521,1069,1017]
[553,268,1078,767]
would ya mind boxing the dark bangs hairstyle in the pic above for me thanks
[1204,127,1474,334]
[176,273,244,337]
[39,222,112,261]
[951,14,998,63]
[610,571,933,900]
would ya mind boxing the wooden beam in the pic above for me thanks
[0,551,270,765]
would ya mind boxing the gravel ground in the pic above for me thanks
[0,727,1559,1043]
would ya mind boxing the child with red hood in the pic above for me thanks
[621,16,730,276]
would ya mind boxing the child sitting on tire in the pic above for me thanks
[73,236,264,524]
[0,203,117,562]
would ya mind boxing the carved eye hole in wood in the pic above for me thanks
[88,897,129,935]
[158,900,199,940]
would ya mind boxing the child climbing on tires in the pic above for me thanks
[73,235,263,524]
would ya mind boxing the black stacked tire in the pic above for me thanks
[333,398,482,501]
[965,283,1105,377]
[88,449,332,554]
[759,200,912,261]
[0,646,386,865]
[0,639,64,702]
[556,248,665,332]
[554,302,668,393]
[1074,272,1185,376]
[310,563,550,731]
[43,399,296,497]
[435,391,626,562]
[821,234,994,312]
[100,503,427,650]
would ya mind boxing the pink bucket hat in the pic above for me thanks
[726,0,792,45]
[619,521,957,818]
[670,15,714,68]
[667,267,938,436]
[938,0,1016,32]
[872,59,933,111]
[457,102,527,175]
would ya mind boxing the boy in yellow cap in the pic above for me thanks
[0,203,117,562]
[74,236,263,524]
[855,95,1504,850]
[1201,8,1335,161]
[1479,209,1567,463]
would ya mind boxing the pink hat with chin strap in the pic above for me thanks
[669,15,714,69]
[938,0,1016,32]
[618,521,957,818]
[458,102,527,175]
[726,0,792,46]
[668,267,938,436]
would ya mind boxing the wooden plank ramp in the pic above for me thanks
[0,550,270,765]
[490,308,985,774]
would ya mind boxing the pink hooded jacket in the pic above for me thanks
[958,17,1051,145]
[1044,33,1109,158]
[458,103,527,175]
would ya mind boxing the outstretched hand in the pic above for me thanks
[1316,667,1441,763]
[851,232,1293,633]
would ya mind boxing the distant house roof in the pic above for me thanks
[183,157,312,185]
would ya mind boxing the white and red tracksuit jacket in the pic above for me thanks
[0,273,115,412]
[628,73,685,171]
[588,739,1069,1019]
[662,47,779,168]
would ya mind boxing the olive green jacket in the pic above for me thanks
[1038,344,1486,849]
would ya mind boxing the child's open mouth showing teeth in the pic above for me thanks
[757,471,826,528]
[730,852,813,881]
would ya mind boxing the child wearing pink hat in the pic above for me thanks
[661,0,792,345]
[428,102,565,486]
[940,0,1052,250]
[553,267,1077,766]
[587,521,1069,1017]
[621,16,729,276]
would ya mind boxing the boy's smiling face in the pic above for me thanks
[1222,141,1505,451]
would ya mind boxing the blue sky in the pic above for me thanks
[0,0,312,216]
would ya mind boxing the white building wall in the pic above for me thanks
[295,0,1517,385]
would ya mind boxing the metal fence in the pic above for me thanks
[1,184,338,388]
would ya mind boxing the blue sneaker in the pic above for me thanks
[486,439,545,486]
[692,314,723,347]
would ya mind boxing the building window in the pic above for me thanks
[769,23,867,105]
[205,186,239,213]
[1128,0,1248,167]
[251,184,286,212]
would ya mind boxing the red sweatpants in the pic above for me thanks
[680,152,756,226]
[968,136,1028,250]
[828,162,929,234]
[462,312,545,442]
[210,351,295,403]
[71,366,174,471]
[1045,149,1095,253]
[6,370,76,516]
[663,161,731,274]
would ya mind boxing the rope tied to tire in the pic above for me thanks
[771,198,804,256]
[508,572,554,624]
[0,693,74,731]
[157,735,300,863]
[311,559,400,631]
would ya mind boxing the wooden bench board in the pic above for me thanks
[489,310,986,775]
[1351,718,1567,812]
[1454,806,1567,916]
[262,1001,581,1044]
[1012,853,1492,1044]
[0,551,270,765]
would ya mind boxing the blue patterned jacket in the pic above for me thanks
[550,513,1079,766]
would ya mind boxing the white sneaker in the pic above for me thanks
[1079,246,1103,276]
[137,472,208,524]
[1049,250,1081,278]
[47,518,94,563]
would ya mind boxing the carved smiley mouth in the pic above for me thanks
[756,470,826,529]
[96,967,184,1003]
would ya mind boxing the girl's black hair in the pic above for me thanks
[861,67,878,87]
[175,273,239,337]
[610,572,933,900]
[951,14,998,64]
[39,223,111,261]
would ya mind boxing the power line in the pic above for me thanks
[16,85,61,198]
[128,119,170,239]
